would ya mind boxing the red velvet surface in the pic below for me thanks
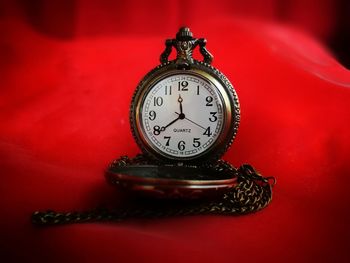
[1,1,350,262]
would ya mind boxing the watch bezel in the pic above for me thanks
[130,60,240,164]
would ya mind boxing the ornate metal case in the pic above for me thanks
[130,28,240,164]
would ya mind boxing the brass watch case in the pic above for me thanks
[130,60,240,164]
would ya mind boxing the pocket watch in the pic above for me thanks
[130,27,240,164]
[31,28,275,225]
[106,27,243,198]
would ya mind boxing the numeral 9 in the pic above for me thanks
[149,110,156,120]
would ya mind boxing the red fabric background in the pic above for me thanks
[1,1,350,262]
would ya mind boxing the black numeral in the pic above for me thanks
[178,140,185,151]
[206,96,213,106]
[153,125,161,135]
[203,127,212,137]
[164,136,171,146]
[193,138,201,148]
[153,97,163,106]
[178,81,188,91]
[209,112,217,122]
[196,85,200,95]
[149,110,156,120]
[165,85,172,95]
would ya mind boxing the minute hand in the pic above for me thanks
[161,116,181,131]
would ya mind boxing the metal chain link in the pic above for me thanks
[32,156,275,226]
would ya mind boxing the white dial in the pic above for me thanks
[140,73,225,159]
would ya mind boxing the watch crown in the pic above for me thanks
[160,27,213,65]
[176,27,193,41]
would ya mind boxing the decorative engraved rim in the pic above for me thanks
[130,60,240,164]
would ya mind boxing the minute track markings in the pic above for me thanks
[140,72,225,158]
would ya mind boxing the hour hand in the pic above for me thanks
[178,94,183,114]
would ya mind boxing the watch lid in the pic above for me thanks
[105,163,237,199]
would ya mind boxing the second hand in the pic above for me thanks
[175,112,206,130]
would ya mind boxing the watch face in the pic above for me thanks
[131,62,240,163]
[136,70,231,160]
